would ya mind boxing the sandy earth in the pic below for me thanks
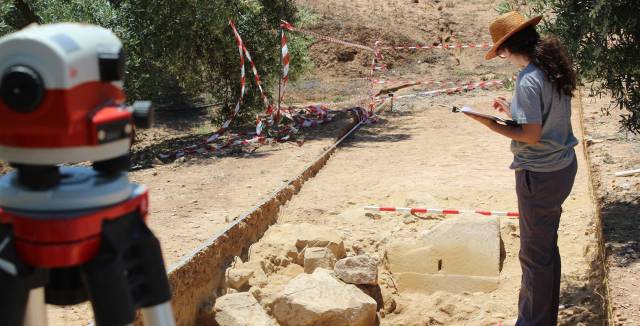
[214,0,607,324]
[580,89,640,325]
[45,116,351,324]
[237,88,602,325]
[2,0,635,324]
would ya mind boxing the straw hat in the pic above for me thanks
[485,11,542,60]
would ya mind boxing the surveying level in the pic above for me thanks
[0,23,174,326]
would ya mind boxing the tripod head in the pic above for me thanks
[0,23,152,188]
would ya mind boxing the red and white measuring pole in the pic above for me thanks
[364,206,519,217]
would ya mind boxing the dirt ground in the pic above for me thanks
[239,89,602,325]
[45,113,352,324]
[204,0,605,324]
[580,89,640,325]
[2,0,636,324]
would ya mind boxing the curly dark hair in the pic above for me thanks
[500,26,577,97]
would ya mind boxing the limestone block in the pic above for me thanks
[394,273,499,293]
[249,223,345,265]
[214,292,275,326]
[385,214,500,293]
[273,269,377,326]
[230,260,269,288]
[295,224,346,263]
[280,263,304,278]
[286,245,302,265]
[303,247,337,273]
[253,264,305,313]
[225,268,254,290]
[334,254,378,285]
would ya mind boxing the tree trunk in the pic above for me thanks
[12,0,42,28]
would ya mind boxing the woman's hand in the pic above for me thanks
[493,96,512,118]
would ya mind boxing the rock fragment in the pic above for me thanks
[273,269,377,326]
[334,254,378,285]
[214,292,275,326]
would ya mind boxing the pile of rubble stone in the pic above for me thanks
[211,223,394,326]
[210,214,501,325]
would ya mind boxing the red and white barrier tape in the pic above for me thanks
[279,105,335,128]
[372,78,498,87]
[163,20,279,160]
[241,44,275,135]
[224,20,282,137]
[281,20,376,53]
[161,20,386,161]
[287,95,387,111]
[381,43,492,50]
[393,80,504,99]
[280,21,385,117]
[159,133,265,160]
[279,23,291,109]
[364,206,519,217]
[163,22,500,160]
[207,20,247,143]
[286,78,502,110]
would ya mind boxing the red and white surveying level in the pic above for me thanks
[0,24,175,325]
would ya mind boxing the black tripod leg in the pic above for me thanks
[81,213,137,326]
[0,224,48,326]
[126,214,174,325]
[45,266,90,305]
[82,258,136,326]
[82,210,172,326]
[125,215,171,308]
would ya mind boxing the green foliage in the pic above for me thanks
[0,0,312,126]
[495,1,519,15]
[503,77,515,92]
[0,2,13,35]
[296,5,320,28]
[532,0,640,133]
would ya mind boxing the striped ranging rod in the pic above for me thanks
[364,206,519,217]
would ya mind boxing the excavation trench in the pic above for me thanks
[161,112,364,325]
[161,90,605,325]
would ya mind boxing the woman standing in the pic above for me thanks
[465,11,578,325]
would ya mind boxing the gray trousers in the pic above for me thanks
[515,158,577,326]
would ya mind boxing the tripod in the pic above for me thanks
[0,164,175,326]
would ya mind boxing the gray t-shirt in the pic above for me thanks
[509,63,578,172]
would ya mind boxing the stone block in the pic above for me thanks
[303,247,337,273]
[385,214,501,293]
[214,292,275,326]
[273,269,377,326]
[225,268,254,290]
[334,254,378,285]
[249,223,345,266]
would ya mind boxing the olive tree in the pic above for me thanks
[0,0,312,124]
[532,0,640,133]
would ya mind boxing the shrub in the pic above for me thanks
[532,0,640,133]
[0,0,312,126]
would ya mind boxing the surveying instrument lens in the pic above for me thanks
[0,65,44,113]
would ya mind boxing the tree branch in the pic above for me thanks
[12,0,41,28]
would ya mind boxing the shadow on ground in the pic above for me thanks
[341,116,412,147]
[558,258,607,325]
[602,200,640,268]
[559,204,611,324]
[153,106,214,131]
[556,199,640,325]
[129,111,356,171]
